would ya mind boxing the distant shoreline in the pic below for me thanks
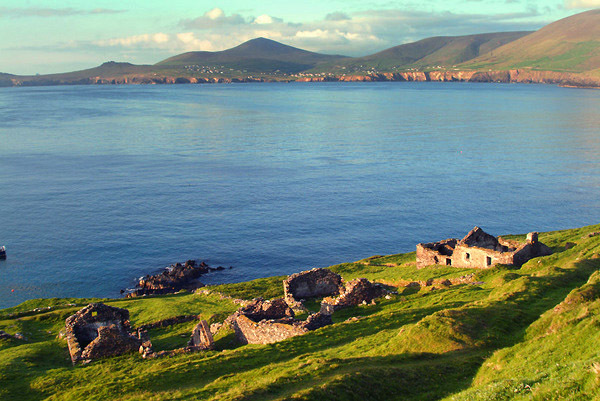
[2,69,599,89]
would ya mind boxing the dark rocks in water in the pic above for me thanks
[127,259,218,298]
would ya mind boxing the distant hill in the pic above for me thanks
[156,37,348,73]
[311,31,531,72]
[462,9,600,73]
[5,62,154,86]
[4,10,600,87]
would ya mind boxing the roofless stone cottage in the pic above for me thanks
[416,227,552,269]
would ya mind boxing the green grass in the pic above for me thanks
[2,224,600,400]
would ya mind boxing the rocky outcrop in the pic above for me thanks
[320,278,386,313]
[127,260,215,297]
[283,268,344,308]
[65,303,142,364]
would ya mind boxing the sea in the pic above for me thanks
[0,82,599,308]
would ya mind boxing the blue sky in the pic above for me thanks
[0,0,598,75]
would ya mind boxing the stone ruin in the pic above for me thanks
[65,268,388,363]
[187,320,214,349]
[320,278,387,313]
[416,227,552,269]
[226,269,388,345]
[65,303,142,364]
[283,268,344,308]
[230,298,332,345]
[65,303,216,362]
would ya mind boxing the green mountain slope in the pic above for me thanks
[311,31,531,73]
[2,224,600,399]
[156,37,347,73]
[462,9,600,73]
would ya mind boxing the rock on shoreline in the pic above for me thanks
[125,260,231,298]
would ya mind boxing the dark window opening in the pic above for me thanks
[465,253,470,260]
[446,258,452,266]
[434,256,439,264]
[486,256,492,266]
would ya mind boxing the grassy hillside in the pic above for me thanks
[1,224,600,399]
[462,9,600,73]
[156,37,347,74]
[310,32,530,73]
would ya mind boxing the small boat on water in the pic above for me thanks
[0,246,6,259]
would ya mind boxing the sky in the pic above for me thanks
[0,0,599,75]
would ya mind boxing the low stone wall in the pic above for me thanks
[137,315,200,331]
[232,315,308,345]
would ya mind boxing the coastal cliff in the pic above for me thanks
[296,69,600,88]
[4,69,597,88]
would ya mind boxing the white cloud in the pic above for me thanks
[180,8,245,29]
[95,33,171,48]
[253,14,283,24]
[206,8,224,20]
[565,0,600,8]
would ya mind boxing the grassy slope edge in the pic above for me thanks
[1,224,600,400]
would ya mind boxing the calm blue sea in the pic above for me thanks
[0,82,599,308]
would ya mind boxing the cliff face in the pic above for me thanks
[6,75,270,86]
[4,70,599,88]
[296,70,599,88]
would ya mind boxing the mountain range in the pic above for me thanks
[1,9,599,88]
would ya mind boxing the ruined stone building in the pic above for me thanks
[64,303,142,364]
[416,227,552,269]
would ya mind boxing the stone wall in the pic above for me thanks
[283,268,343,307]
[321,278,386,313]
[232,315,308,344]
[188,320,214,350]
[450,244,515,268]
[229,297,332,345]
